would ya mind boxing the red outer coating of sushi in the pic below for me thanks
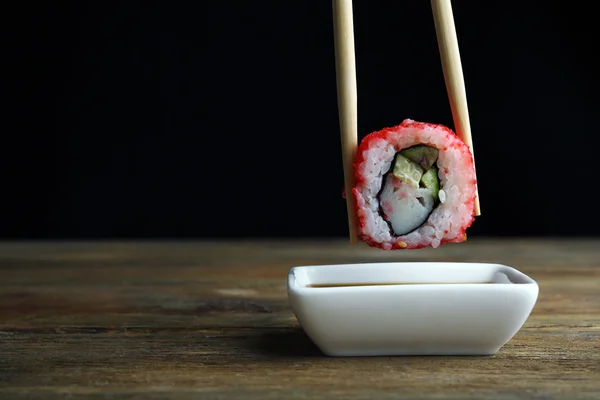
[351,119,477,250]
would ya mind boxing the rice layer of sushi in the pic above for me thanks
[352,119,477,250]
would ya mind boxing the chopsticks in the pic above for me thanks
[333,0,359,244]
[431,0,481,216]
[332,0,481,245]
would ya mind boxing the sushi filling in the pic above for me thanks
[378,145,441,236]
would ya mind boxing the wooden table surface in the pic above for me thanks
[1,239,599,399]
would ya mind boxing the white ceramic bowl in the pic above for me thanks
[287,262,538,356]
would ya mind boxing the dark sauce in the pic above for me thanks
[308,282,493,288]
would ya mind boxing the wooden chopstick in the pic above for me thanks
[333,0,359,243]
[431,0,481,216]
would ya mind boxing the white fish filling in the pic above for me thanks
[379,174,434,236]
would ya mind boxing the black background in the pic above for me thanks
[3,1,599,239]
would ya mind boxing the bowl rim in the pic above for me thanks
[288,262,538,293]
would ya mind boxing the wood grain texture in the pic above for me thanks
[0,239,599,399]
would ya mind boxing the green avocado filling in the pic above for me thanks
[392,154,423,188]
[421,166,440,202]
[392,145,440,202]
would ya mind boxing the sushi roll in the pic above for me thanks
[353,119,477,250]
